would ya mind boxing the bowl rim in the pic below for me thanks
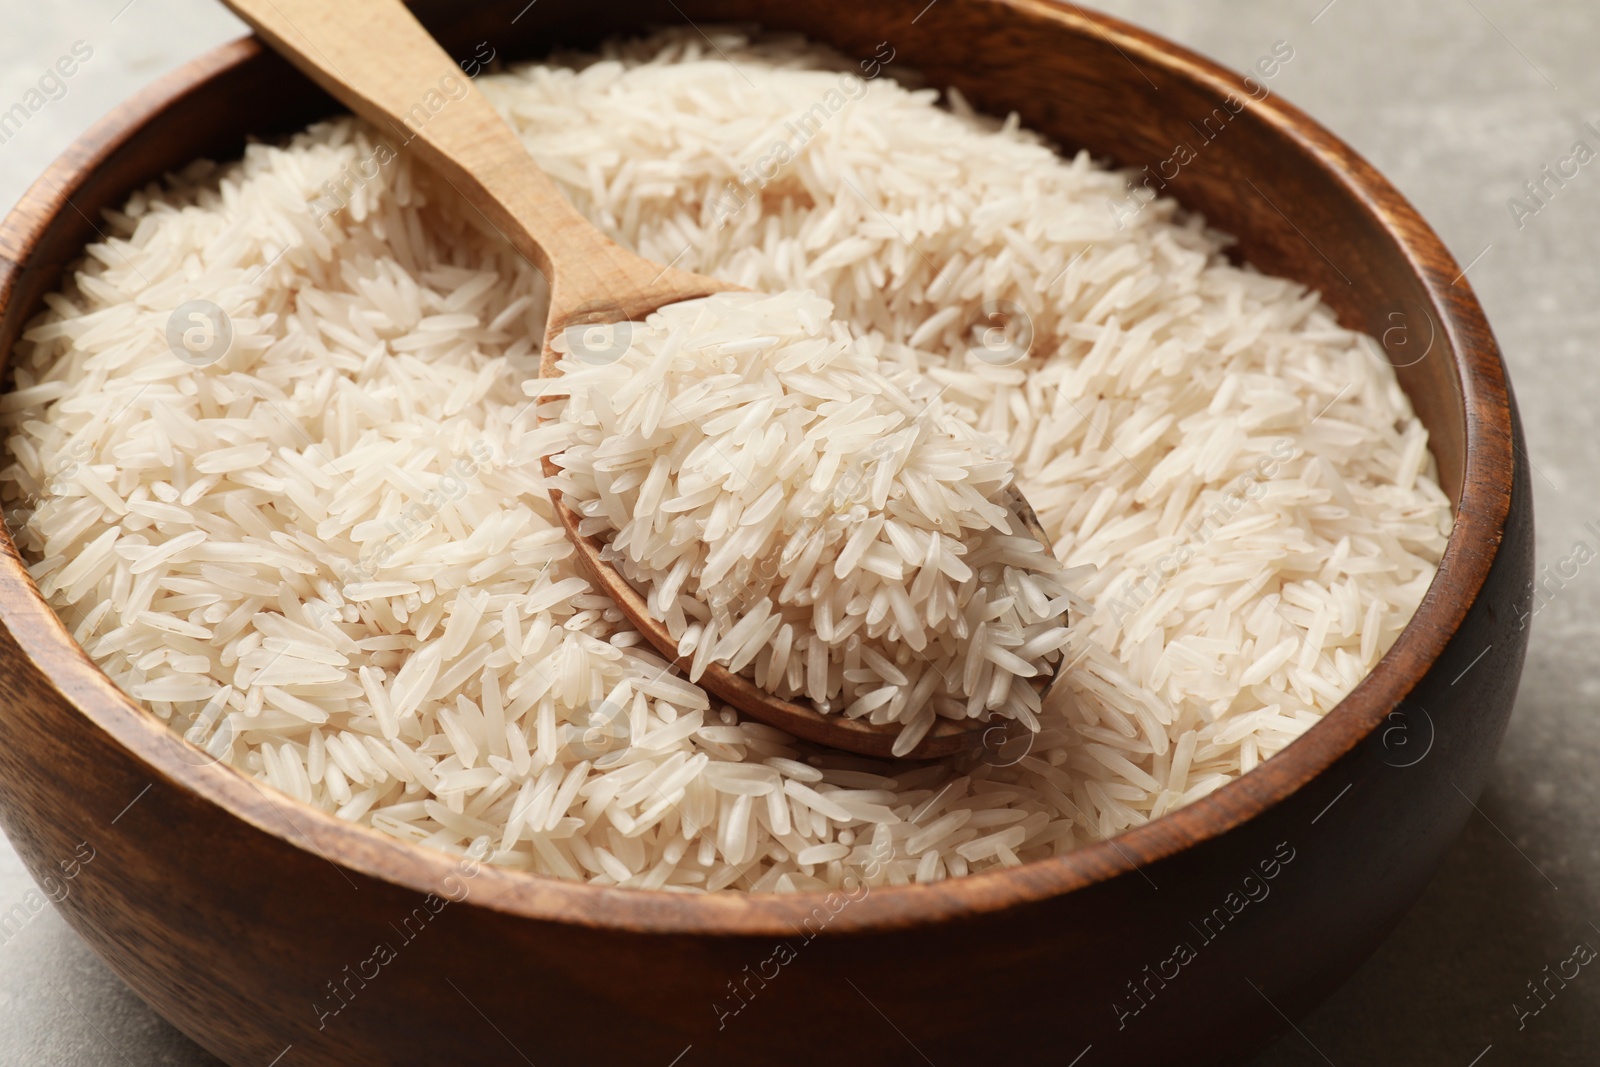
[0,1,1512,936]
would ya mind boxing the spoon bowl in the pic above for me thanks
[548,478,1062,760]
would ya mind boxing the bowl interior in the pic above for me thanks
[0,0,1509,932]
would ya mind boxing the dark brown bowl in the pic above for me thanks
[0,2,1531,1065]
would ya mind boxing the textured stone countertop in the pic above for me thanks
[1,1,1593,1063]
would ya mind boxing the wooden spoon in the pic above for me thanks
[223,0,1061,759]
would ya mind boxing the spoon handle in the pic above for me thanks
[221,0,637,298]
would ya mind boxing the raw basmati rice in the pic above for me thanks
[534,289,1077,756]
[0,29,1450,892]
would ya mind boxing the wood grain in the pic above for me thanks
[0,2,1530,1065]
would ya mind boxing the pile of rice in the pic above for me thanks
[535,290,1076,756]
[0,30,1451,892]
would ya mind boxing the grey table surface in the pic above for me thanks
[0,0,1594,1063]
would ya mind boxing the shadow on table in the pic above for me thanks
[1245,777,1597,1067]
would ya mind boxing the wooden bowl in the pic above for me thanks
[0,2,1531,1065]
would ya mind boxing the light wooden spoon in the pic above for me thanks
[224,0,1059,759]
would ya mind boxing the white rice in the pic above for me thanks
[0,29,1451,892]
[534,290,1076,756]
